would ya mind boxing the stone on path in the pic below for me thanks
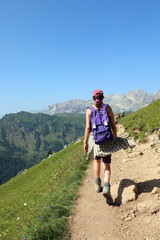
[113,179,138,205]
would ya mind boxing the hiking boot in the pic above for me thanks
[95,178,101,193]
[103,182,113,205]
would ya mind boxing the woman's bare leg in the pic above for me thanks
[94,158,101,178]
[103,162,111,183]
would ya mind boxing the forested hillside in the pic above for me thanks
[0,112,85,185]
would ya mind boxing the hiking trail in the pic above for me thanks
[70,125,160,240]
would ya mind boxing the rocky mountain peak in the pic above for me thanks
[154,90,160,100]
[127,89,155,104]
[42,89,160,115]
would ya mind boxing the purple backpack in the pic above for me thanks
[89,104,113,144]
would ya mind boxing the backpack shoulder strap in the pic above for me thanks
[101,104,111,117]
[88,106,96,112]
[101,103,108,110]
[88,106,96,130]
[101,104,110,125]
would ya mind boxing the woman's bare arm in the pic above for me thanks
[84,108,91,152]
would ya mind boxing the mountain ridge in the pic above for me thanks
[42,89,160,115]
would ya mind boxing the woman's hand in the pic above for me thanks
[84,142,88,152]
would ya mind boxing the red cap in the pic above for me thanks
[93,89,104,97]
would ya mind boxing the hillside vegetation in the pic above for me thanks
[119,99,160,142]
[0,100,160,239]
[0,112,85,185]
[0,138,88,240]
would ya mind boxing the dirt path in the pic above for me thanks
[70,125,160,240]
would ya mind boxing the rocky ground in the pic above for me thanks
[70,125,160,240]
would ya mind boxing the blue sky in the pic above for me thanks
[0,0,160,118]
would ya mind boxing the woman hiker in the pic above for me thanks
[84,89,134,205]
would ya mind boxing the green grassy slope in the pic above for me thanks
[0,112,85,185]
[119,99,160,142]
[0,138,88,240]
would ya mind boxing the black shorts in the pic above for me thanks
[95,155,111,163]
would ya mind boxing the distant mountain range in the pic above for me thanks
[38,89,160,115]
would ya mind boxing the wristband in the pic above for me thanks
[84,141,88,143]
